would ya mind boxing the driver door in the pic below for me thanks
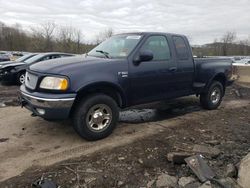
[129,35,177,105]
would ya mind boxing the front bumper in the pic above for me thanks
[19,85,76,120]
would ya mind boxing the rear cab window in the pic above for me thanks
[173,36,189,60]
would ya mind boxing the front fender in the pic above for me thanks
[76,81,127,107]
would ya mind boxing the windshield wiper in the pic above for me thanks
[96,50,110,58]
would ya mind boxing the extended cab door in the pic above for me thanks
[172,36,194,93]
[128,35,178,105]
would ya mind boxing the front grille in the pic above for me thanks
[25,72,38,90]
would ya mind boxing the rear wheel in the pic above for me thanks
[200,81,224,110]
[17,72,26,85]
[73,94,119,140]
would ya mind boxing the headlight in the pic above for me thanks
[40,76,69,90]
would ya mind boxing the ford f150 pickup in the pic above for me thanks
[20,32,235,140]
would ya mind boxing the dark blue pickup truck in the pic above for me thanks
[20,32,234,140]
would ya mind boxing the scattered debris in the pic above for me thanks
[219,178,242,188]
[225,163,237,178]
[84,177,96,184]
[0,102,6,108]
[156,173,177,187]
[185,182,201,188]
[185,155,236,188]
[32,179,57,188]
[0,138,9,143]
[178,176,196,187]
[117,180,124,187]
[198,181,212,188]
[32,174,57,188]
[138,158,143,164]
[238,153,250,188]
[167,152,193,164]
[232,89,242,98]
[4,99,18,106]
[84,168,98,173]
[185,155,215,183]
[118,156,125,161]
[204,140,220,146]
[192,144,221,158]
[146,179,155,187]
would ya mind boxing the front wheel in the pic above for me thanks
[200,81,224,110]
[17,72,26,85]
[73,94,119,140]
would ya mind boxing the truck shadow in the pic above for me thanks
[119,96,202,124]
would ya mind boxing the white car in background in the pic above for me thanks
[233,58,250,88]
[0,51,12,62]
[233,58,250,65]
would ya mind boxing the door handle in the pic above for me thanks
[169,67,177,72]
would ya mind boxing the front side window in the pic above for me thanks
[24,54,44,64]
[141,36,171,61]
[173,36,189,60]
[51,55,60,59]
[88,35,142,59]
[40,56,51,61]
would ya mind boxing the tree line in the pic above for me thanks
[0,21,249,56]
[0,21,113,54]
[192,32,250,57]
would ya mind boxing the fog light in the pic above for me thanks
[36,108,45,115]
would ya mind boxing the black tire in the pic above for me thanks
[73,94,119,141]
[200,81,224,110]
[17,72,26,85]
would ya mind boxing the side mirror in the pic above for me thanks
[133,50,153,65]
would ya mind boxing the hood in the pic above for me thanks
[0,61,25,68]
[0,61,24,69]
[29,55,120,75]
[0,60,15,66]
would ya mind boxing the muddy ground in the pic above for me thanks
[0,83,250,187]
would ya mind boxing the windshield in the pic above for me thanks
[88,34,142,59]
[24,54,44,64]
[16,54,35,62]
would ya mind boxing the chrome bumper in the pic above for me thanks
[21,91,75,108]
[19,85,77,119]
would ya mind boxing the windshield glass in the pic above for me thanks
[88,34,142,59]
[24,54,44,64]
[16,54,34,62]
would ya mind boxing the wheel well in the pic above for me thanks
[70,84,125,117]
[212,74,226,94]
[17,70,26,77]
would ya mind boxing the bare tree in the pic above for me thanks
[0,21,96,53]
[95,28,114,44]
[72,29,83,53]
[41,22,56,51]
[57,25,75,52]
[221,31,236,56]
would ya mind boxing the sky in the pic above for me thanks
[0,0,249,45]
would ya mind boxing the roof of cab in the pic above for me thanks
[115,32,186,37]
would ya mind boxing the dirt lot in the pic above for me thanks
[0,83,250,187]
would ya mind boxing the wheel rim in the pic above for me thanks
[19,74,25,84]
[210,87,221,104]
[86,104,112,132]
